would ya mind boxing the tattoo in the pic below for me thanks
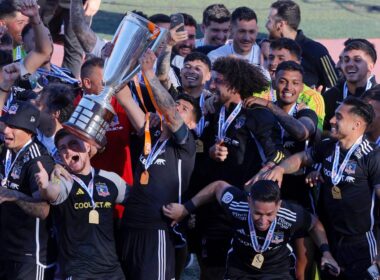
[70,0,97,53]
[156,47,173,89]
[146,74,184,132]
[269,104,312,141]
[15,201,49,219]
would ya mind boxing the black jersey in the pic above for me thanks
[195,103,284,239]
[201,103,285,187]
[219,187,313,275]
[309,137,380,235]
[295,30,338,90]
[52,169,128,278]
[123,123,196,230]
[322,76,377,131]
[0,139,55,264]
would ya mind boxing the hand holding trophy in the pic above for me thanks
[63,12,168,148]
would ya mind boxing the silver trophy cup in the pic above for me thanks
[63,12,168,148]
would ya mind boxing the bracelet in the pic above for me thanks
[183,200,196,214]
[319,243,330,253]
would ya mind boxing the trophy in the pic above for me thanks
[63,12,168,148]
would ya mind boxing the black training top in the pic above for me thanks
[0,139,55,264]
[52,169,128,278]
[123,123,196,230]
[220,186,313,275]
[310,137,380,235]
[322,76,377,131]
[295,30,338,90]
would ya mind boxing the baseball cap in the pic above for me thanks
[0,101,40,134]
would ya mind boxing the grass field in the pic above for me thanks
[93,0,380,40]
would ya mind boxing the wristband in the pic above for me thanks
[319,243,330,253]
[183,200,196,214]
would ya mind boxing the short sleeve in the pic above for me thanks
[50,177,74,205]
[308,138,332,164]
[219,186,246,213]
[285,203,314,233]
[366,149,380,187]
[297,108,318,131]
[98,170,130,203]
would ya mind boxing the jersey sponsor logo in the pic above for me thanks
[74,201,112,209]
[10,164,22,179]
[277,217,291,229]
[232,212,247,220]
[345,176,355,183]
[221,192,234,204]
[344,161,357,175]
[95,183,110,197]
[154,158,166,165]
[284,141,295,148]
[9,182,19,190]
[76,188,85,195]
[323,168,356,183]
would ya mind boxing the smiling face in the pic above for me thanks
[231,19,258,55]
[341,49,374,85]
[275,69,303,106]
[248,198,281,232]
[330,104,361,140]
[57,134,91,174]
[180,59,211,91]
[174,25,196,57]
[268,48,299,79]
[265,8,282,39]
[202,20,230,46]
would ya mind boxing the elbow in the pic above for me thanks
[39,205,50,220]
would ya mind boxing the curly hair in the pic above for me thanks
[212,57,269,99]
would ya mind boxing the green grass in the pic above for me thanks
[92,0,380,40]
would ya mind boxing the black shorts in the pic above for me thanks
[121,228,175,280]
[323,232,376,280]
[0,260,55,280]
[226,251,293,280]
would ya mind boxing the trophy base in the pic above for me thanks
[63,95,115,148]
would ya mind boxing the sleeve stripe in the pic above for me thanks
[321,56,338,87]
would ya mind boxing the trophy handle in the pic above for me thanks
[118,27,168,85]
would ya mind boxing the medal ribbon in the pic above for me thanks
[3,139,32,186]
[248,210,277,253]
[196,92,206,137]
[331,136,362,185]
[218,102,242,142]
[343,75,373,99]
[71,168,96,209]
[143,139,168,171]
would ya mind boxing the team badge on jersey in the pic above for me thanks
[344,161,357,175]
[10,164,22,179]
[221,191,234,204]
[234,116,246,130]
[272,231,284,244]
[96,183,110,197]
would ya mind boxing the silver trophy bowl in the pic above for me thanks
[63,12,168,148]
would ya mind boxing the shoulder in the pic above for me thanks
[220,186,247,205]
[278,201,306,223]
[297,32,329,56]
[97,169,125,185]
[354,138,377,161]
[208,44,230,59]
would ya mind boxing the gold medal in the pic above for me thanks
[196,139,204,153]
[89,209,99,224]
[140,170,149,185]
[251,253,264,269]
[332,185,342,199]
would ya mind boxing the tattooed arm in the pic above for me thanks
[0,188,49,219]
[156,24,188,89]
[267,102,317,141]
[140,49,184,132]
[70,0,98,53]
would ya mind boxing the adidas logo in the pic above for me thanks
[325,155,332,162]
[76,189,85,195]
